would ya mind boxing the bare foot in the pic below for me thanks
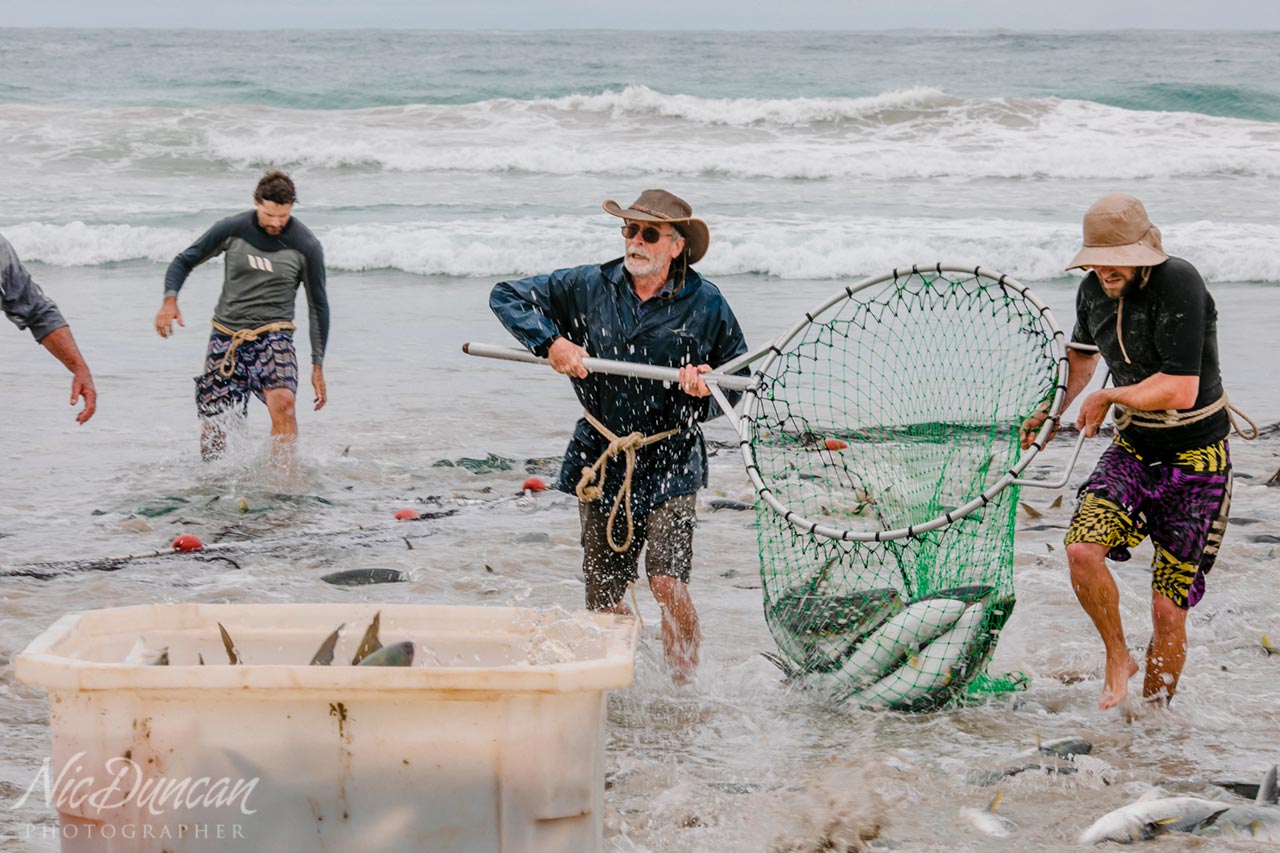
[1099,654,1140,710]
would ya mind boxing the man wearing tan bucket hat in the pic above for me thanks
[1021,193,1253,711]
[490,190,747,683]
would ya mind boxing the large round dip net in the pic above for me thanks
[737,266,1067,710]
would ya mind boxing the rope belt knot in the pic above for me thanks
[211,320,296,378]
[575,410,680,553]
[1114,391,1258,441]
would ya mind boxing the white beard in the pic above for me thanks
[624,248,663,278]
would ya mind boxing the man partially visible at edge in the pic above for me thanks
[1021,193,1253,711]
[1,233,96,424]
[155,171,329,465]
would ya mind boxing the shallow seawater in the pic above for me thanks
[2,268,1278,851]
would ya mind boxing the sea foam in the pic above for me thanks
[11,217,1280,284]
[5,89,1279,182]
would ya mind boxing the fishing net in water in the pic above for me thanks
[738,266,1066,710]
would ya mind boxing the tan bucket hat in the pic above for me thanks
[1066,193,1168,270]
[602,189,709,265]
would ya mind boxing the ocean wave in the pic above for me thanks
[4,222,192,266]
[11,217,1280,284]
[5,90,1280,183]
[1103,82,1280,123]
[531,85,960,127]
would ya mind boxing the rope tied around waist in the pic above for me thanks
[211,320,296,378]
[1114,391,1258,441]
[575,410,681,553]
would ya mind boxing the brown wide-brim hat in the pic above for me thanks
[602,189,709,265]
[1066,193,1169,270]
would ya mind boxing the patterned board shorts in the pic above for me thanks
[579,493,697,610]
[1065,435,1232,609]
[194,330,299,418]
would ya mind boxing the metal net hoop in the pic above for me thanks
[746,265,1067,709]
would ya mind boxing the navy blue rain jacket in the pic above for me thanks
[490,258,749,515]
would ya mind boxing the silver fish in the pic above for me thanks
[1195,765,1280,842]
[769,585,903,673]
[834,597,970,695]
[356,640,414,667]
[959,791,1018,838]
[851,602,986,709]
[1079,790,1229,844]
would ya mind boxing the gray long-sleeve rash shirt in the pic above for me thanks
[0,234,68,343]
[164,210,330,365]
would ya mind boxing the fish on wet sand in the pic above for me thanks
[1196,765,1280,842]
[964,735,1093,786]
[1193,803,1280,841]
[320,568,408,586]
[1078,790,1230,844]
[707,497,753,511]
[959,790,1018,837]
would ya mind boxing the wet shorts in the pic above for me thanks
[194,330,299,418]
[1065,435,1232,609]
[579,493,697,610]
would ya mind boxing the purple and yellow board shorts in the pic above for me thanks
[1065,434,1231,609]
[194,330,299,418]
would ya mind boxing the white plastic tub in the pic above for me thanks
[15,603,638,853]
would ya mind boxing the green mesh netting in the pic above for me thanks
[748,267,1063,711]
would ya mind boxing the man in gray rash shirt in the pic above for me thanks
[155,171,329,462]
[1,233,97,424]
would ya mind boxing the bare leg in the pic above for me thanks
[1067,542,1139,709]
[263,388,298,473]
[1143,590,1188,705]
[649,575,700,684]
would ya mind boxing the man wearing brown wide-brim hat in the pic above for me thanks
[1021,193,1253,713]
[489,189,748,683]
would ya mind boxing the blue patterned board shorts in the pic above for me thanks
[1065,434,1232,609]
[194,330,299,418]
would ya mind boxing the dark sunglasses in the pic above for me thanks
[621,223,675,243]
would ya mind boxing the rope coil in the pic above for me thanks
[575,410,680,553]
[1113,392,1258,441]
[212,320,297,377]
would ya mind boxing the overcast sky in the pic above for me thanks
[6,1,1280,30]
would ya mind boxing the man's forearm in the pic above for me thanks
[1060,349,1101,412]
[1104,372,1200,412]
[39,325,90,376]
